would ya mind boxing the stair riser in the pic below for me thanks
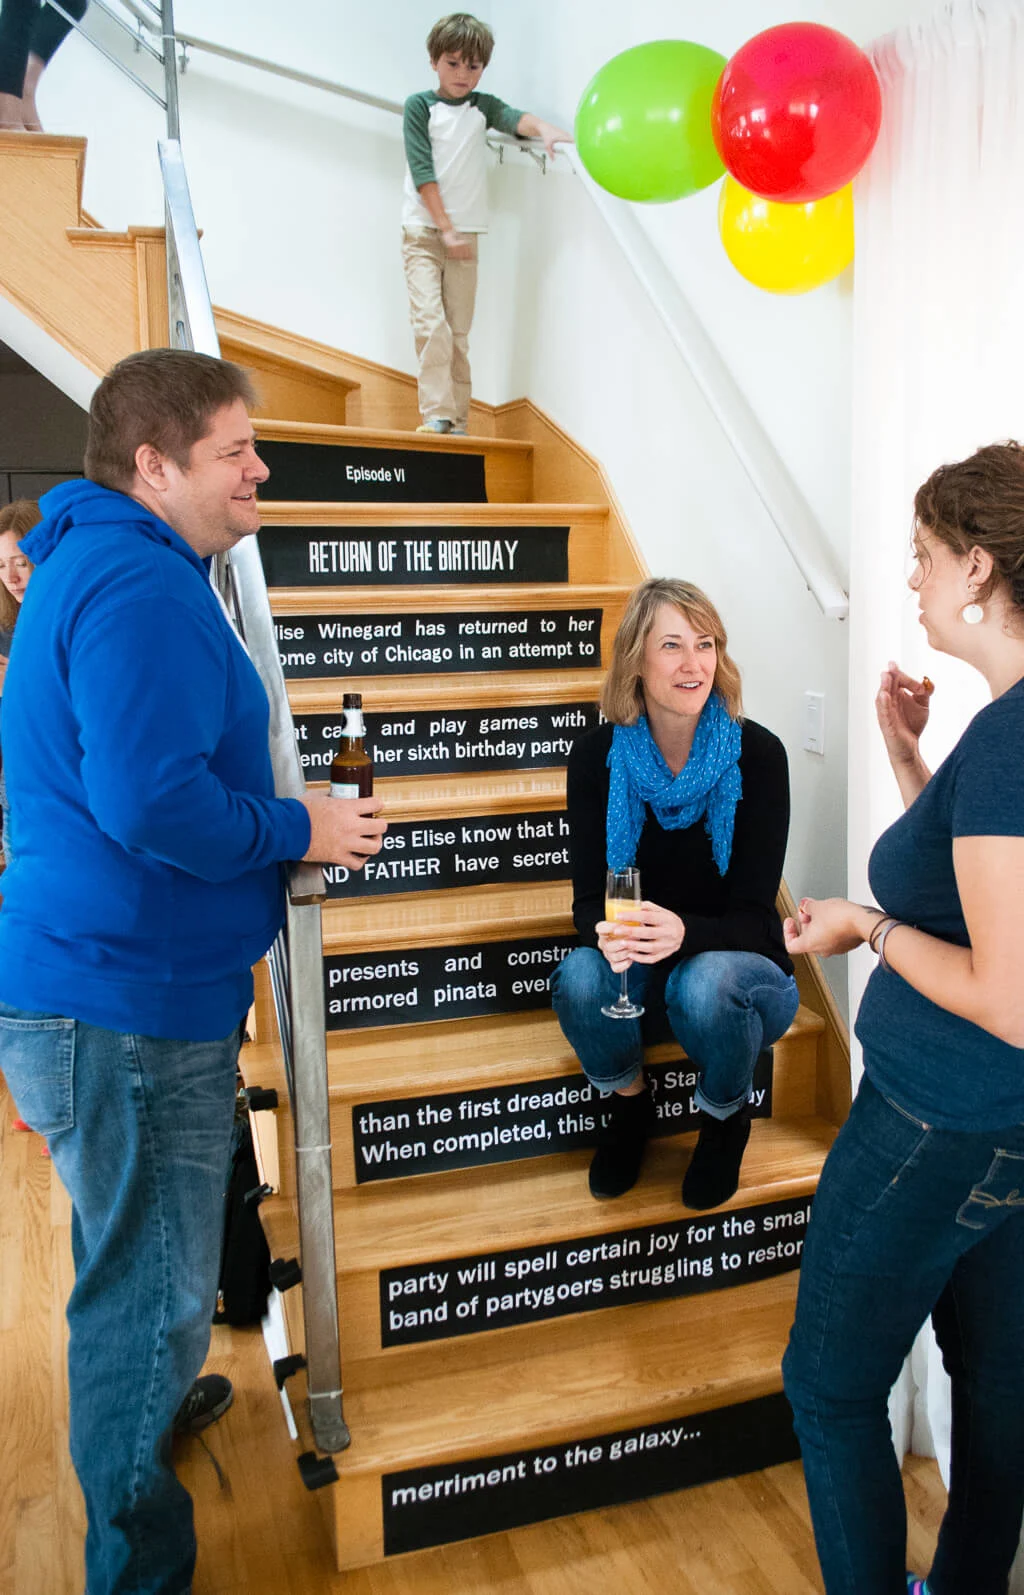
[257,1033,819,1198]
[324,933,576,1032]
[293,700,598,784]
[262,1188,813,1364]
[319,807,570,902]
[274,603,612,682]
[346,1053,775,1186]
[330,1390,800,1569]
[258,515,613,586]
[256,437,531,504]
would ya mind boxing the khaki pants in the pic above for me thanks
[401,227,478,426]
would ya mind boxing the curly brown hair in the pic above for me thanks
[0,498,40,633]
[914,441,1024,612]
[601,578,743,725]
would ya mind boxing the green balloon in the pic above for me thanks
[575,40,727,203]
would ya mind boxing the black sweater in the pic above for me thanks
[567,720,793,977]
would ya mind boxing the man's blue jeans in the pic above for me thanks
[783,1075,1024,1595]
[549,946,799,1115]
[0,999,240,1595]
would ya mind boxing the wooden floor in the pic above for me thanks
[0,1079,946,1595]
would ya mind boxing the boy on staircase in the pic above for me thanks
[402,11,571,435]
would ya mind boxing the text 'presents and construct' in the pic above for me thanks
[324,936,577,1030]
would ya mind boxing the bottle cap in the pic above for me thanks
[342,692,363,708]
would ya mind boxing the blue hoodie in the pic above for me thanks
[0,479,311,1040]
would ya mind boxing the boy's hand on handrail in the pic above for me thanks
[515,113,574,160]
[300,794,386,870]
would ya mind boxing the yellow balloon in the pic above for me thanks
[718,175,854,294]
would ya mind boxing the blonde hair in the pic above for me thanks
[427,12,494,66]
[0,498,40,633]
[600,578,743,724]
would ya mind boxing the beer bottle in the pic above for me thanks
[330,692,373,798]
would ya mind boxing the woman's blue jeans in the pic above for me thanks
[0,998,240,1595]
[783,1075,1024,1595]
[549,946,799,1115]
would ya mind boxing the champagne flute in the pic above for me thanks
[601,867,645,1019]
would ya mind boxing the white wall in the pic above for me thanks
[35,0,942,1011]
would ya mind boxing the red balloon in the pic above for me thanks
[712,22,882,203]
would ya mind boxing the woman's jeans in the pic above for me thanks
[549,946,799,1114]
[783,1075,1024,1595]
[0,999,240,1595]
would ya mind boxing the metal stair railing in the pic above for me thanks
[92,6,847,616]
[53,0,348,1454]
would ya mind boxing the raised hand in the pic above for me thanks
[876,660,933,766]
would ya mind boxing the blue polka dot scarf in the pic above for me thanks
[606,697,743,876]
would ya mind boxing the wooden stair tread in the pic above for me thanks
[219,336,361,394]
[242,1005,824,1104]
[262,1118,832,1274]
[215,305,369,380]
[320,879,571,949]
[0,130,84,156]
[270,582,630,613]
[245,1006,824,1096]
[288,669,601,711]
[255,418,533,454]
[339,768,567,814]
[331,1278,800,1470]
[257,500,608,526]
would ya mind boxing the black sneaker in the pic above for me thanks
[589,1087,657,1199]
[172,1374,234,1435]
[682,1107,751,1210]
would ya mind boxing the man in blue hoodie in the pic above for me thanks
[0,349,385,1595]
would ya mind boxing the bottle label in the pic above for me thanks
[342,708,366,737]
[330,782,360,799]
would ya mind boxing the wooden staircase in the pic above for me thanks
[0,132,850,1578]
[234,417,848,1569]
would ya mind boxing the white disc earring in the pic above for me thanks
[961,589,984,625]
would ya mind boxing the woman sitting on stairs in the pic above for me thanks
[551,577,799,1208]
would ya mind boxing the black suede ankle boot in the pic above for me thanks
[682,1105,751,1210]
[589,1087,657,1199]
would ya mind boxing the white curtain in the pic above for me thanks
[850,1,1024,1584]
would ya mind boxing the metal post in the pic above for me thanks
[160,0,180,140]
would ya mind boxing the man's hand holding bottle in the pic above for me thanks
[301,793,385,870]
